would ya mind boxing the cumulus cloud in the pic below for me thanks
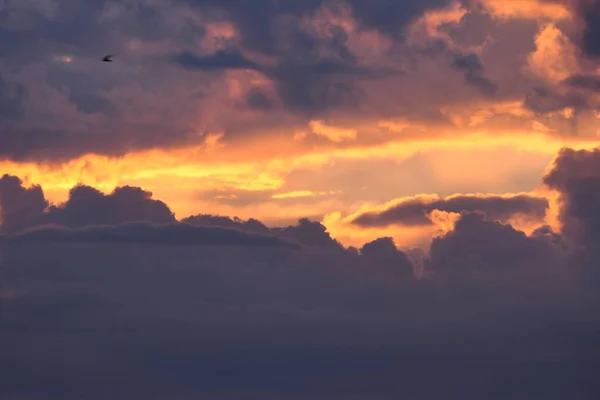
[0,176,343,251]
[360,236,415,280]
[0,178,176,232]
[0,175,48,233]
[40,185,176,228]
[543,148,600,265]
[427,212,568,274]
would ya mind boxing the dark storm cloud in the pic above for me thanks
[0,0,539,161]
[171,49,260,70]
[343,0,454,37]
[576,0,600,58]
[177,0,455,50]
[523,86,588,114]
[0,72,26,117]
[166,0,462,115]
[562,74,600,91]
[167,48,383,114]
[544,1,600,59]
[451,52,498,96]
[245,88,273,109]
[352,194,548,228]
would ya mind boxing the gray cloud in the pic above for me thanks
[562,74,600,91]
[0,174,48,233]
[0,0,536,161]
[352,194,549,228]
[171,49,260,70]
[451,52,498,96]
[0,232,597,399]
[3,148,600,398]
[2,221,298,248]
[427,212,568,274]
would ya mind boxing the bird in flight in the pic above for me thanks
[102,54,114,62]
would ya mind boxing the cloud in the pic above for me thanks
[360,236,415,279]
[2,221,298,248]
[0,175,342,250]
[0,227,597,399]
[0,174,48,233]
[39,185,176,228]
[2,146,600,398]
[0,177,174,233]
[3,0,577,162]
[562,73,600,91]
[574,0,600,58]
[543,147,600,268]
[451,52,498,96]
[351,193,549,228]
[170,49,260,70]
[182,214,270,234]
[0,72,26,117]
[427,211,568,274]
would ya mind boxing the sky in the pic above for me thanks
[2,0,600,248]
[2,0,600,399]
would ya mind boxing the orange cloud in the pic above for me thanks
[480,0,572,21]
[271,190,340,200]
[1,122,598,224]
[527,23,579,82]
[308,120,358,142]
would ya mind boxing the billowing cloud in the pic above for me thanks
[360,236,415,280]
[427,212,567,274]
[0,174,48,233]
[0,178,176,232]
[3,0,598,164]
[40,185,176,228]
[543,148,600,264]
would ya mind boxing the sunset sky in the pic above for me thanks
[3,0,600,249]
[3,1,600,399]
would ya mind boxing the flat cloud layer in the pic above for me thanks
[351,193,549,227]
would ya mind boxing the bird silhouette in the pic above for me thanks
[102,54,114,62]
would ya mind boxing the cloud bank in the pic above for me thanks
[3,0,600,162]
